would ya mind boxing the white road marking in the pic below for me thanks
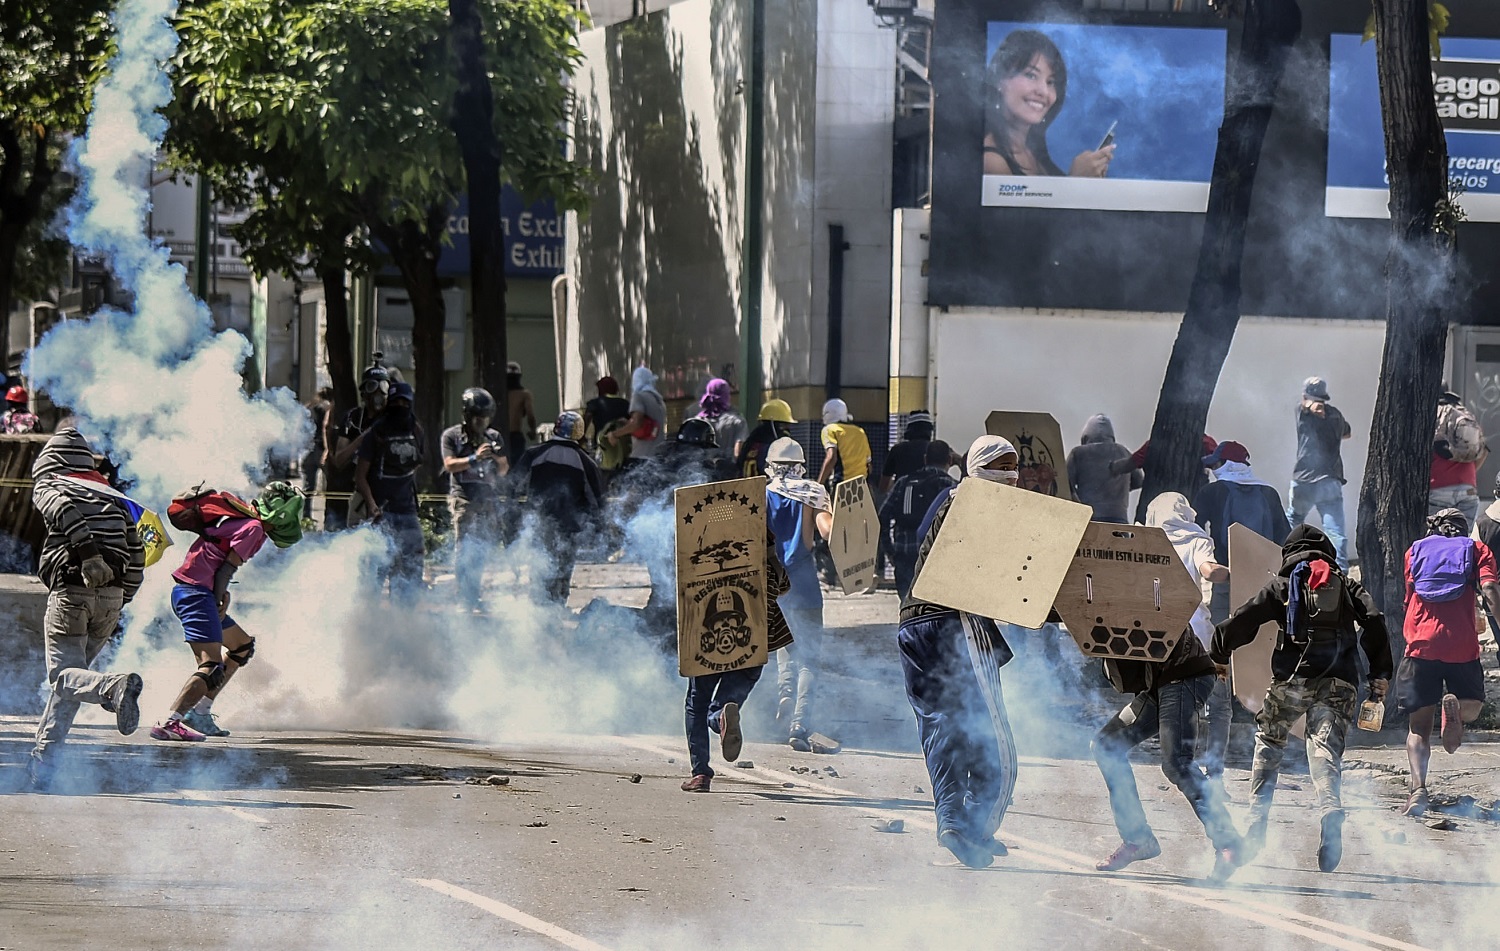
[409,878,614,951]
[178,789,272,826]
[614,736,1433,951]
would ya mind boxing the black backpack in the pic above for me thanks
[893,469,954,532]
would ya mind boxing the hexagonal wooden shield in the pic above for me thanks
[829,476,879,595]
[909,478,1092,629]
[1054,523,1201,661]
[985,411,1069,498]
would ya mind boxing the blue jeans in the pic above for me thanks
[1428,483,1482,532]
[1093,674,1240,850]
[684,666,763,778]
[898,612,1017,841]
[1287,479,1348,569]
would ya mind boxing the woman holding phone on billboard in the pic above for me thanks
[982,29,1115,178]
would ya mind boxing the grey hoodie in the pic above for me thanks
[32,429,145,599]
[1064,415,1141,522]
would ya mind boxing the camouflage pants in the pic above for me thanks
[1249,675,1358,826]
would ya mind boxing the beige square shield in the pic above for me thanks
[674,477,769,678]
[829,475,880,594]
[1054,523,1199,661]
[910,478,1091,628]
[1228,523,1285,713]
[985,411,1070,498]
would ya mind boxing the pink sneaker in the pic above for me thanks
[150,719,207,742]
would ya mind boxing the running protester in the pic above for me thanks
[1393,508,1500,816]
[26,427,147,789]
[1092,492,1243,880]
[764,437,835,751]
[513,412,606,603]
[681,538,794,792]
[897,435,1021,869]
[152,483,305,741]
[442,387,509,611]
[356,381,426,603]
[1211,525,1392,872]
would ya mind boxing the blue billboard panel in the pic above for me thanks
[981,22,1226,212]
[1329,34,1500,220]
[438,187,565,277]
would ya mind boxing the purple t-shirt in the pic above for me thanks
[172,518,267,589]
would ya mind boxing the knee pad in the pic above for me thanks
[227,638,256,667]
[192,661,226,690]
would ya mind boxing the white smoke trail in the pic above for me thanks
[27,0,305,504]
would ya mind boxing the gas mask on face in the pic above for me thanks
[362,380,388,413]
[973,467,1019,486]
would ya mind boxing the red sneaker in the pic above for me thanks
[1440,694,1464,753]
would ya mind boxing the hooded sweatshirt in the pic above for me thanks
[32,429,145,599]
[1210,525,1392,684]
[629,367,667,459]
[1065,415,1140,523]
[1143,492,1216,648]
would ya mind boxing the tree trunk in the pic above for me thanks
[1134,0,1302,519]
[1357,0,1453,655]
[0,125,58,364]
[372,210,449,485]
[317,261,359,419]
[448,0,511,418]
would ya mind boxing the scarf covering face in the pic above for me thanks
[631,366,660,397]
[966,435,1018,484]
[700,378,732,417]
[1209,460,1271,487]
[766,461,831,512]
[1143,492,1214,550]
[255,481,306,548]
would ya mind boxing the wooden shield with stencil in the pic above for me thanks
[984,411,1069,498]
[674,477,769,677]
[829,476,880,594]
[1053,523,1201,661]
[1228,524,1304,736]
[909,478,1092,628]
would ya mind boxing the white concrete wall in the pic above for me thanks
[889,206,930,379]
[930,308,1390,515]
[805,0,896,391]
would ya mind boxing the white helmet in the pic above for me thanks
[766,436,805,465]
[822,398,850,425]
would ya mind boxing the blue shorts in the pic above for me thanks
[171,584,237,644]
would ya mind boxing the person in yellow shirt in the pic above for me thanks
[816,398,871,486]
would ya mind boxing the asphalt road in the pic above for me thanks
[2,584,1498,951]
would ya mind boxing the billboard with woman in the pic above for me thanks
[981,22,1227,211]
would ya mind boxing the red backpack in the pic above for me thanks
[167,484,258,535]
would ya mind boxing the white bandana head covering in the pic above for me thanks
[766,463,831,511]
[967,435,1018,484]
[822,398,850,426]
[1144,492,1213,549]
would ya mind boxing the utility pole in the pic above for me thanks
[738,0,766,419]
[193,173,211,302]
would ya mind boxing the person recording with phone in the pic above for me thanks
[443,387,510,612]
[981,29,1115,178]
